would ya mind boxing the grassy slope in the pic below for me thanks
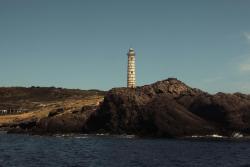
[0,87,105,127]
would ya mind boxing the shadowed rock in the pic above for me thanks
[33,105,97,134]
[4,78,250,137]
[85,78,250,137]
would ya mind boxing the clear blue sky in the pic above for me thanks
[0,0,250,93]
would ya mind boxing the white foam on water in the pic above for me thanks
[73,136,89,139]
[209,134,224,138]
[96,133,108,136]
[232,132,244,138]
[116,134,136,139]
[190,134,226,138]
[54,134,89,138]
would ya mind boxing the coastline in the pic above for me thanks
[1,78,250,138]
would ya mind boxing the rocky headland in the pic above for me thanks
[85,78,250,137]
[1,78,250,138]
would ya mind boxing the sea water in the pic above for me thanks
[0,132,250,167]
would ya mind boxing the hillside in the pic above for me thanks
[2,79,250,138]
[0,87,105,130]
[0,87,105,112]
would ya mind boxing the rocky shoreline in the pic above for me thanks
[83,78,250,137]
[1,78,250,138]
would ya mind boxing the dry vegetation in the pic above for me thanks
[0,87,105,128]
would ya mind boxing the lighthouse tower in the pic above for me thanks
[127,48,136,88]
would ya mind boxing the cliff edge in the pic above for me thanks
[3,78,250,138]
[85,78,250,137]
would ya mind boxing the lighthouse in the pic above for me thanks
[127,48,136,88]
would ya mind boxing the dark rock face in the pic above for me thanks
[86,78,250,137]
[5,105,98,135]
[5,119,38,134]
[34,106,97,134]
[5,78,250,137]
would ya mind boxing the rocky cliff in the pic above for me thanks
[85,78,250,137]
[3,78,250,138]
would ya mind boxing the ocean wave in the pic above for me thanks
[115,134,136,139]
[54,134,89,138]
[232,132,244,138]
[190,133,245,139]
[190,134,226,139]
[53,133,136,139]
